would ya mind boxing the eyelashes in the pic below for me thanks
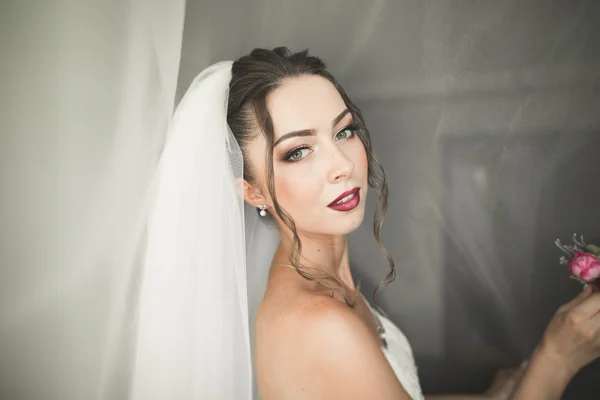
[283,146,311,162]
[281,123,360,162]
[335,123,359,140]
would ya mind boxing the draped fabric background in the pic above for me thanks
[1,0,599,399]
[0,1,185,399]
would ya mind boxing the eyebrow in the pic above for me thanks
[273,109,351,147]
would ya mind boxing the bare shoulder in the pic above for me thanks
[257,291,366,348]
[255,292,410,400]
[256,290,361,346]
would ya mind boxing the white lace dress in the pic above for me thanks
[364,298,424,400]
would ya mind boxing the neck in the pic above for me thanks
[273,229,355,289]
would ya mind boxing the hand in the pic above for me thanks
[484,364,526,400]
[538,284,600,378]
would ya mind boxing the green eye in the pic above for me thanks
[336,129,350,140]
[335,124,358,141]
[287,147,310,161]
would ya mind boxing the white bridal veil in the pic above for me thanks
[1,2,274,399]
[132,61,277,399]
[133,62,237,399]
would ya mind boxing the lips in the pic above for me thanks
[327,187,361,211]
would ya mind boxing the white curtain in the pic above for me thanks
[0,1,185,399]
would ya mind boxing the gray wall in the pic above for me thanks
[178,0,600,397]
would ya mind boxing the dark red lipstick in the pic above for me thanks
[327,187,360,212]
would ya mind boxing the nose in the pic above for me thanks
[327,146,354,183]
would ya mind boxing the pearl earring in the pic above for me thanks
[258,205,267,217]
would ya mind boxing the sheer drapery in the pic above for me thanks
[0,1,185,398]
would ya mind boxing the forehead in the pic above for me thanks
[266,75,347,136]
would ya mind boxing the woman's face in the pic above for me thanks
[246,74,369,236]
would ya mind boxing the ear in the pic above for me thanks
[242,179,268,208]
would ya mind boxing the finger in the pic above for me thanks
[513,364,527,380]
[495,366,522,381]
[562,284,593,311]
[572,291,600,319]
[499,366,524,383]
[590,309,600,338]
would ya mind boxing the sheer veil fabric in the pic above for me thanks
[132,62,276,399]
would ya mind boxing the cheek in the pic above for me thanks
[351,139,369,177]
[276,172,319,198]
[273,169,321,215]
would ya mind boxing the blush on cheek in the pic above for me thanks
[273,172,321,222]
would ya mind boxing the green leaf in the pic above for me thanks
[584,244,600,257]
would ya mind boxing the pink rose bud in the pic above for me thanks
[569,252,600,282]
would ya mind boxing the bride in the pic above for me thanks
[134,47,600,399]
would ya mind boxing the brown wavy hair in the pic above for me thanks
[227,47,394,310]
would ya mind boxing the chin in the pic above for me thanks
[327,205,366,235]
